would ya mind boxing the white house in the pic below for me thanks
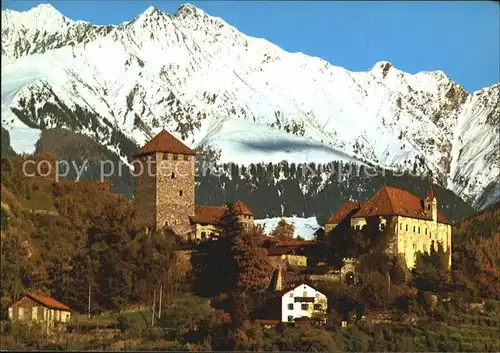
[281,283,327,323]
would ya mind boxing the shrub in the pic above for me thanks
[484,300,500,314]
[117,314,130,333]
[11,322,45,347]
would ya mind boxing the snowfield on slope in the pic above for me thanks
[254,216,322,240]
[196,117,364,165]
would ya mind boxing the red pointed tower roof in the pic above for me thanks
[232,200,254,216]
[134,130,196,157]
[426,187,435,200]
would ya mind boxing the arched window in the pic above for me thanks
[345,272,355,285]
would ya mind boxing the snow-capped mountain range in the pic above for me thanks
[1,3,499,208]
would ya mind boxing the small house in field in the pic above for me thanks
[8,293,72,326]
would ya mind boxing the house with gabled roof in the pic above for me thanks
[325,185,452,269]
[188,200,255,241]
[254,283,328,327]
[8,293,72,328]
[281,283,328,324]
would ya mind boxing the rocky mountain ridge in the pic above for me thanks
[1,3,498,208]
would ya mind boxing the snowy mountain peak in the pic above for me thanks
[136,5,164,20]
[9,2,72,29]
[28,3,63,16]
[371,60,393,71]
[175,3,207,19]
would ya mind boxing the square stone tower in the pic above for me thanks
[133,130,196,236]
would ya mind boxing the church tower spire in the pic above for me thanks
[424,186,437,222]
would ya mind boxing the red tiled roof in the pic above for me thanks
[189,201,254,225]
[437,211,450,224]
[189,205,226,225]
[232,200,254,216]
[10,293,71,311]
[426,187,435,200]
[267,240,312,256]
[275,240,314,247]
[353,186,451,224]
[255,319,279,325]
[267,246,296,256]
[326,201,363,224]
[28,293,71,311]
[134,130,196,157]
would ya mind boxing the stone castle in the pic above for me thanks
[133,130,452,269]
[133,130,254,241]
[324,185,452,269]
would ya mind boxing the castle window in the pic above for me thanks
[171,172,175,179]
[289,292,293,298]
[425,228,427,235]
[314,304,321,311]
[288,303,294,310]
[400,223,402,230]
[413,226,416,233]
[179,190,183,196]
[173,154,179,161]
[184,155,190,161]
[418,227,420,234]
[210,232,215,238]
[201,232,206,239]
[301,304,309,311]
[288,316,293,322]
[406,225,408,231]
[163,153,168,160]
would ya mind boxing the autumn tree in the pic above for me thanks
[219,201,243,238]
[271,218,295,240]
[413,241,451,293]
[360,271,391,310]
[229,227,272,328]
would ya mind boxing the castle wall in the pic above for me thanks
[324,223,337,234]
[192,223,219,241]
[133,154,156,227]
[282,254,307,267]
[395,216,451,269]
[155,152,195,235]
[351,217,367,230]
[237,215,254,229]
[347,214,451,269]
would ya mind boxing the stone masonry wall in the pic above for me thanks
[133,154,156,227]
[155,152,195,235]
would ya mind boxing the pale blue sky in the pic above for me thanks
[3,0,499,92]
